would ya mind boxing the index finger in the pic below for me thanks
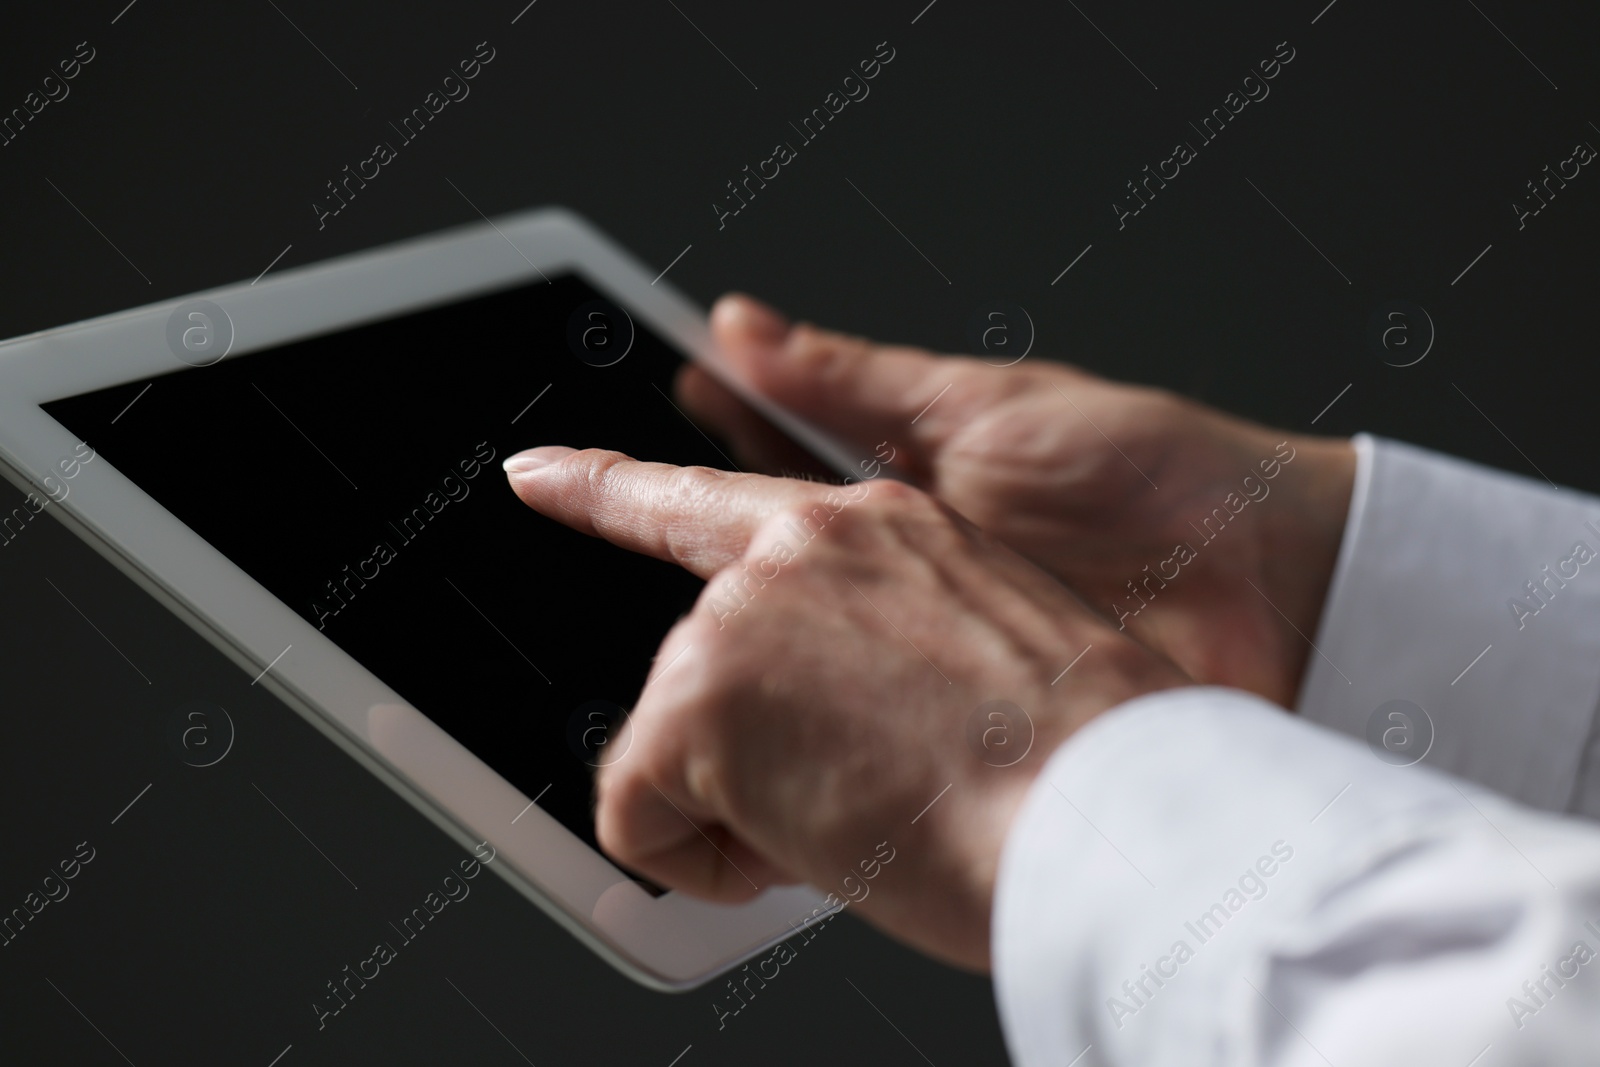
[502,445,858,578]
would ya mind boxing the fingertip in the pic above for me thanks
[503,445,578,475]
[711,292,790,347]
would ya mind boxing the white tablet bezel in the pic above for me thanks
[0,208,860,991]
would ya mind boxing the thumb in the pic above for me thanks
[708,293,987,478]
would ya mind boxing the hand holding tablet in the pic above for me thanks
[680,296,1356,709]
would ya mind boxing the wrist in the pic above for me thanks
[951,635,1190,970]
[1256,432,1357,701]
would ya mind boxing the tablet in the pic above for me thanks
[0,209,863,990]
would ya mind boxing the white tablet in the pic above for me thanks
[0,208,861,991]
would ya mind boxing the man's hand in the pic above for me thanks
[679,295,1357,707]
[504,447,1187,972]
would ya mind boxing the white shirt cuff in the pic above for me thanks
[1298,434,1600,815]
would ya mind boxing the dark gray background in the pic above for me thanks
[1,1,1595,1063]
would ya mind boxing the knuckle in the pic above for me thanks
[670,463,733,501]
[856,476,922,507]
[743,480,950,563]
[753,499,856,561]
[581,448,630,494]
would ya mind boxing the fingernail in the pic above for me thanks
[503,446,576,474]
[715,293,789,343]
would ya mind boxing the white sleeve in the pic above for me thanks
[991,688,1600,1067]
[1297,434,1600,817]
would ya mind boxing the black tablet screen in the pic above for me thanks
[44,273,768,863]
